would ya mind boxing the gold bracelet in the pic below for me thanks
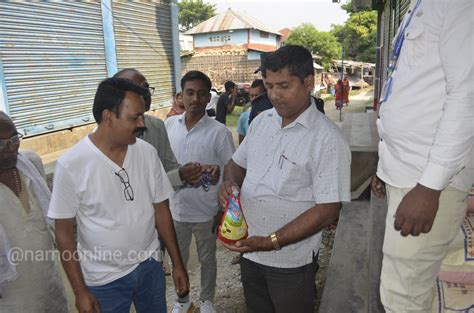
[270,232,281,251]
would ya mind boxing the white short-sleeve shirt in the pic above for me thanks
[233,102,351,268]
[165,113,235,222]
[48,136,174,286]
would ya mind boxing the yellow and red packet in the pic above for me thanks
[218,187,248,244]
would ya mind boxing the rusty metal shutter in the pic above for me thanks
[112,1,174,110]
[0,2,107,136]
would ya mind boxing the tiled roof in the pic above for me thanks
[185,9,281,36]
[279,28,292,42]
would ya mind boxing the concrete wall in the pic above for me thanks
[247,50,262,61]
[181,53,261,87]
[193,30,248,48]
[248,29,278,47]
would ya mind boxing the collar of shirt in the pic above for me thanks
[267,97,318,130]
[177,112,210,131]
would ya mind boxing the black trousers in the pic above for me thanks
[240,255,319,313]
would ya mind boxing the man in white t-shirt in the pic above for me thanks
[165,71,235,313]
[48,77,189,313]
[219,45,351,313]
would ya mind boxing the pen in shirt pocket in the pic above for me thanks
[279,154,296,169]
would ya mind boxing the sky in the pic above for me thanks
[204,0,350,32]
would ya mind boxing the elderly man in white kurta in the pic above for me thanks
[0,111,68,313]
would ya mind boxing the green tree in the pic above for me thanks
[178,0,216,32]
[286,23,341,69]
[331,2,377,63]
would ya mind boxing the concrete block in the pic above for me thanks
[319,194,388,313]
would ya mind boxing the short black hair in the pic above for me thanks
[224,81,236,92]
[93,77,148,123]
[250,79,265,90]
[181,70,212,92]
[261,45,314,83]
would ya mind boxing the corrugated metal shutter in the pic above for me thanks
[113,1,174,109]
[381,0,391,84]
[380,0,411,84]
[399,0,411,21]
[0,2,107,136]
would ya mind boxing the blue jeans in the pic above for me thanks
[88,258,166,313]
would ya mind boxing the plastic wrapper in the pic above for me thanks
[218,187,248,244]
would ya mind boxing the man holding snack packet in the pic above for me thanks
[218,45,351,313]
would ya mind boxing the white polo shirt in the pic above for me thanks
[48,136,174,286]
[165,113,235,222]
[233,102,351,268]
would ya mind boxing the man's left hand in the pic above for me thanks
[220,236,273,253]
[394,184,441,237]
[179,162,202,186]
[172,264,190,298]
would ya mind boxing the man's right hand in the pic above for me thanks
[75,289,101,313]
[370,175,386,199]
[218,180,240,207]
[179,162,203,186]
[172,264,190,298]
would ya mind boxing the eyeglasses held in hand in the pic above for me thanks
[0,133,23,150]
[201,172,211,192]
[115,168,134,201]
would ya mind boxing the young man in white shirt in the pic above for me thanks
[219,45,351,313]
[371,1,473,312]
[165,71,235,313]
[48,77,189,313]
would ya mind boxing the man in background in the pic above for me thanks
[206,88,219,117]
[215,80,237,125]
[237,79,266,144]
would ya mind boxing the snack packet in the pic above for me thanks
[218,187,248,244]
